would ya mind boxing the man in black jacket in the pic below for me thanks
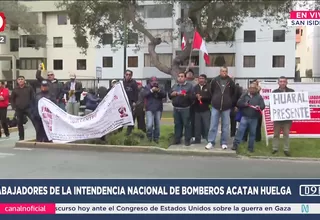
[230,83,243,137]
[11,76,37,140]
[123,69,138,135]
[205,66,236,150]
[35,64,63,109]
[169,72,195,146]
[193,74,211,143]
[63,74,83,116]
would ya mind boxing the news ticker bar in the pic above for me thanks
[0,203,318,214]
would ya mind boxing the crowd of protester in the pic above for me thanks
[0,65,294,156]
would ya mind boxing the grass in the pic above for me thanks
[79,125,174,149]
[237,134,320,158]
[162,111,173,119]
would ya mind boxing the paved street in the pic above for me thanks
[1,122,320,178]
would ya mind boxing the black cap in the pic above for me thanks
[41,80,49,86]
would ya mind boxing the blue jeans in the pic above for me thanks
[233,116,258,150]
[58,102,66,111]
[146,111,161,141]
[173,108,191,142]
[208,108,231,145]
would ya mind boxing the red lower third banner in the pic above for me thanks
[0,203,56,214]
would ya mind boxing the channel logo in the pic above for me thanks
[0,12,6,32]
[299,185,320,196]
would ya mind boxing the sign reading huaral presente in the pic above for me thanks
[269,92,311,121]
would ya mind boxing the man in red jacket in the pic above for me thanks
[0,82,10,138]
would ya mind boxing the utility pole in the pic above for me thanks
[123,16,127,74]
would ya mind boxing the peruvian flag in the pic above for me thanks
[192,31,210,65]
[181,34,187,50]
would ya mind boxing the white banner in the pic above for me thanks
[269,92,310,121]
[38,82,134,143]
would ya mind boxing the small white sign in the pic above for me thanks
[96,66,102,78]
[270,92,310,121]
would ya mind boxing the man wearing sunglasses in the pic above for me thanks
[36,64,64,110]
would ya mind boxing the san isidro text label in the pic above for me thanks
[0,186,292,196]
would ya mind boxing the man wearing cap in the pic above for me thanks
[36,64,64,110]
[63,74,83,116]
[31,80,56,142]
[144,77,166,143]
[11,76,37,140]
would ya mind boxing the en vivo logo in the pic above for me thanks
[0,12,6,32]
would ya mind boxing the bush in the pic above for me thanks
[75,125,174,148]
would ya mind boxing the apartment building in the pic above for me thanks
[0,1,296,87]
[295,26,313,78]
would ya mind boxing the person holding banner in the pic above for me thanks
[31,80,56,142]
[272,76,295,157]
[35,64,64,110]
[232,83,265,152]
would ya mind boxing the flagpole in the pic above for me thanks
[186,29,196,72]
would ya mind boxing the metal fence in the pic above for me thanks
[3,77,320,92]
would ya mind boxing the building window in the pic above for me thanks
[144,54,172,67]
[42,13,46,25]
[207,53,235,67]
[10,24,18,31]
[212,28,235,42]
[144,29,172,43]
[295,57,300,64]
[176,51,200,66]
[10,60,20,69]
[20,35,46,48]
[243,56,256,67]
[128,56,138,67]
[102,34,113,45]
[243,31,256,42]
[77,59,87,70]
[144,4,173,18]
[102,57,113,67]
[10,39,19,52]
[272,56,285,67]
[20,58,44,70]
[53,37,63,48]
[128,33,138,44]
[273,30,285,42]
[53,60,63,70]
[57,14,68,25]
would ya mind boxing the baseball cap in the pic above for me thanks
[41,80,49,86]
[69,73,76,79]
[136,81,142,86]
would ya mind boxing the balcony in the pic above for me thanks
[19,47,47,58]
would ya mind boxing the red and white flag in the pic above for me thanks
[181,34,187,50]
[192,31,210,65]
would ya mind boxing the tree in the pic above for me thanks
[57,0,312,78]
[0,1,44,36]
